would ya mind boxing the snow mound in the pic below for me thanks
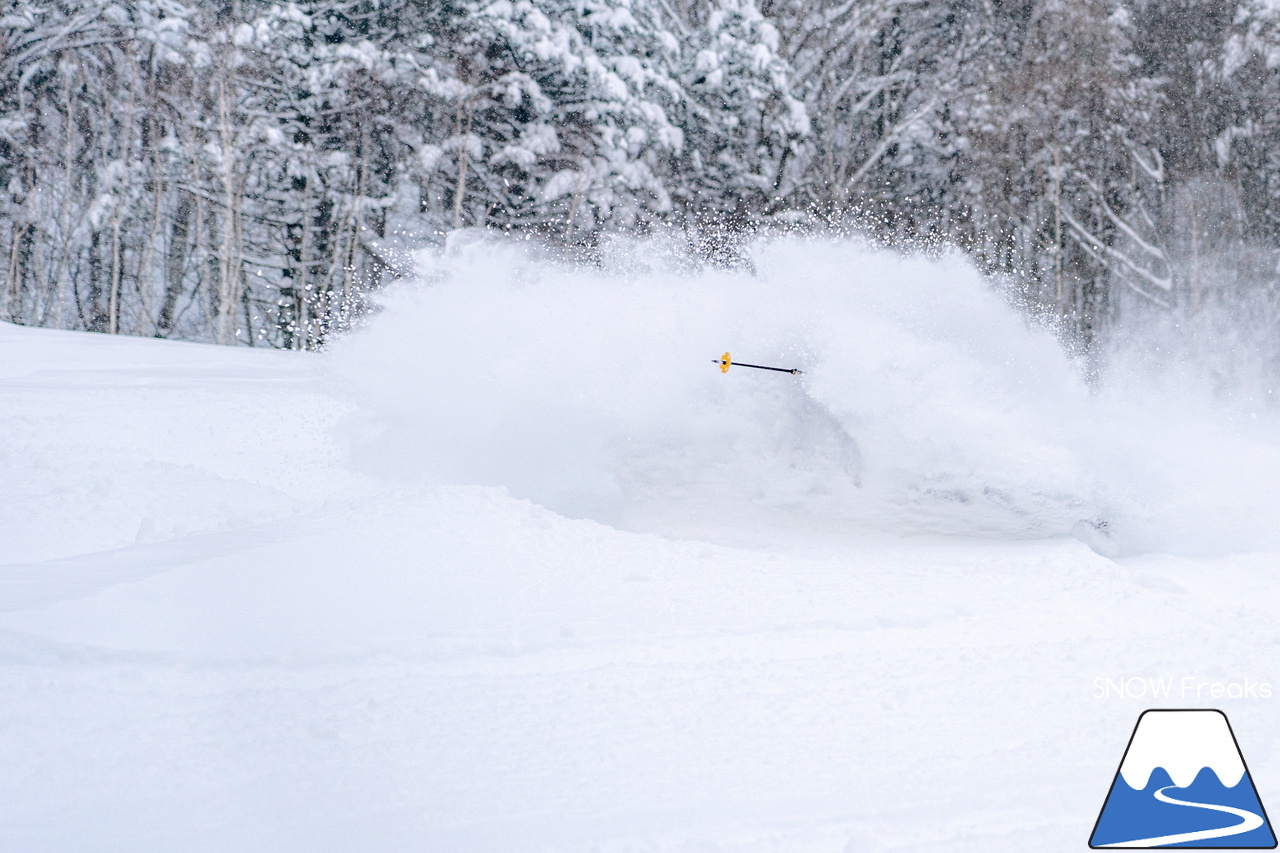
[330,234,1280,554]
[0,322,357,565]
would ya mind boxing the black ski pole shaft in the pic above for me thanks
[730,361,801,375]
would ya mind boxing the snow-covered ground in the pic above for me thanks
[3,237,1279,852]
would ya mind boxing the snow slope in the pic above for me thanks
[2,236,1280,852]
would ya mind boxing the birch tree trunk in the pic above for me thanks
[452,95,473,230]
[216,77,239,345]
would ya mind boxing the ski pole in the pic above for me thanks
[713,352,802,375]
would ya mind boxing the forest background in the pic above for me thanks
[3,0,1279,353]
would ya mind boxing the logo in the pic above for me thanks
[1090,709,1276,848]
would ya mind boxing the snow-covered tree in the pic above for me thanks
[658,0,809,222]
[9,0,1280,352]
[963,1,1165,319]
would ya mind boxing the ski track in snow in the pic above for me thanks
[3,239,1280,852]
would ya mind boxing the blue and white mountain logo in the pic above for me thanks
[1090,709,1276,848]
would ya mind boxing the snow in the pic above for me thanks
[3,237,1280,851]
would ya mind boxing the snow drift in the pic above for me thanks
[331,233,1280,555]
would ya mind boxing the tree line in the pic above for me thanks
[3,0,1279,349]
